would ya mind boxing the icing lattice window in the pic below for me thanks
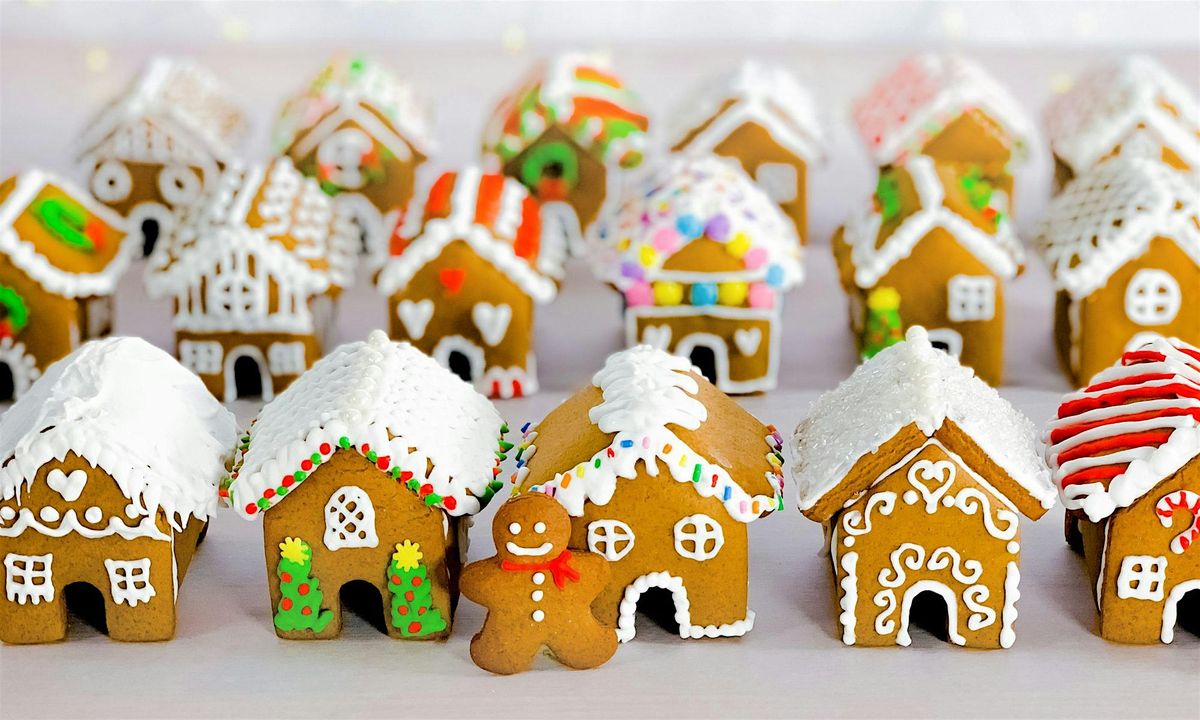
[268,342,307,375]
[673,514,724,560]
[947,275,996,322]
[317,128,374,190]
[1116,555,1167,601]
[179,340,223,374]
[105,558,156,607]
[4,553,54,606]
[755,163,799,204]
[1124,269,1181,326]
[587,519,635,561]
[324,486,379,551]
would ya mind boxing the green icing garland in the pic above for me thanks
[34,199,99,253]
[0,285,30,336]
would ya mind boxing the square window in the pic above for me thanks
[755,162,799,204]
[105,558,156,607]
[4,553,55,605]
[1116,555,1167,601]
[947,275,996,322]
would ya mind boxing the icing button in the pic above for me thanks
[532,572,545,585]
[531,590,544,602]
[532,609,545,622]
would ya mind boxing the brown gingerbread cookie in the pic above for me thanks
[461,493,617,674]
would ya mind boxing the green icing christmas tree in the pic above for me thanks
[861,287,904,360]
[387,541,447,637]
[273,537,334,633]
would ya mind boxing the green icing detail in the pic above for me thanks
[875,174,902,222]
[387,543,448,637]
[34,198,97,253]
[273,538,334,633]
[0,285,30,334]
[520,140,579,190]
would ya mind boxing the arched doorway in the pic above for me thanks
[674,334,728,387]
[223,346,271,403]
[615,572,691,643]
[447,350,474,383]
[1162,580,1200,643]
[340,580,387,636]
[141,218,160,257]
[64,582,108,637]
[0,361,14,402]
[897,581,965,646]
[234,356,263,398]
[688,346,718,385]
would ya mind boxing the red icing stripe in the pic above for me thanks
[1055,429,1174,465]
[1122,350,1167,365]
[425,172,457,219]
[474,174,505,232]
[1061,464,1128,488]
[512,195,541,261]
[1058,383,1200,420]
[1180,347,1200,364]
[1084,371,1176,394]
[1049,406,1200,445]
[569,97,649,129]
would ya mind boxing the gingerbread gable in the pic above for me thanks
[840,156,1023,289]
[0,337,237,534]
[1047,336,1200,522]
[225,331,507,519]
[1046,55,1200,176]
[793,327,1055,519]
[1034,157,1200,301]
[853,53,1034,166]
[0,170,134,298]
[517,346,785,524]
[376,168,560,300]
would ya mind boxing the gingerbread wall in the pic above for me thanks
[710,120,809,243]
[175,330,320,402]
[502,126,608,232]
[919,110,1016,210]
[0,254,80,379]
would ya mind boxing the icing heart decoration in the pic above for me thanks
[733,327,762,356]
[907,460,956,514]
[439,268,466,294]
[46,468,88,503]
[641,325,672,350]
[472,303,512,347]
[396,299,434,340]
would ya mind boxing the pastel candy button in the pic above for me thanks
[654,281,684,306]
[705,214,731,242]
[748,283,774,309]
[690,283,718,306]
[743,247,768,270]
[676,214,705,239]
[625,282,653,307]
[765,263,786,288]
[653,227,680,252]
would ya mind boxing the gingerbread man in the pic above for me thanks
[461,493,617,675]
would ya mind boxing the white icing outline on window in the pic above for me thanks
[1124,269,1181,326]
[755,162,799,204]
[1116,555,1167,601]
[105,557,156,607]
[947,275,997,322]
[267,341,307,375]
[157,164,203,206]
[323,486,379,551]
[673,514,724,560]
[4,552,54,605]
[178,339,223,375]
[586,519,635,561]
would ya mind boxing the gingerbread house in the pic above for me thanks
[482,53,649,255]
[514,345,785,642]
[376,169,562,399]
[1034,157,1199,386]
[670,60,823,242]
[76,57,247,256]
[0,170,133,402]
[853,53,1034,208]
[832,155,1023,386]
[274,56,435,266]
[589,155,803,394]
[0,337,237,643]
[1046,55,1199,192]
[792,327,1056,649]
[222,330,508,640]
[144,157,357,403]
[1046,335,1200,644]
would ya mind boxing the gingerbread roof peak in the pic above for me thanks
[853,53,1035,166]
[1034,157,1200,300]
[589,154,804,289]
[588,345,709,435]
[792,326,1055,513]
[0,337,237,531]
[1046,335,1200,523]
[0,169,135,299]
[376,167,560,301]
[1046,55,1200,176]
[671,59,824,162]
[227,331,506,520]
[273,55,435,158]
[841,155,1023,289]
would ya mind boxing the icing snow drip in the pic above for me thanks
[588,346,708,435]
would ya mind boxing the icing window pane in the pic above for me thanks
[324,486,379,551]
[4,553,54,606]
[673,514,724,560]
[179,340,223,374]
[587,519,635,561]
[105,558,156,607]
[268,342,307,375]
[1125,269,1181,326]
[755,163,798,204]
[1116,555,1167,601]
[947,275,996,322]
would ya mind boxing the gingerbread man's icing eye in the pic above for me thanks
[508,522,521,535]
[534,522,546,533]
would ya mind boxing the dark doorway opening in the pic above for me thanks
[340,580,387,636]
[64,582,108,637]
[1178,589,1200,639]
[688,346,718,385]
[141,218,160,257]
[929,339,953,355]
[233,355,264,399]
[447,351,473,383]
[907,590,952,644]
[635,587,682,638]
[0,362,14,402]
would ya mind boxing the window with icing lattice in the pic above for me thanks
[268,342,307,375]
[324,486,379,551]
[208,250,264,321]
[587,519,635,561]
[1124,269,1181,326]
[947,275,996,322]
[1116,555,1167,601]
[105,558,156,607]
[755,163,799,204]
[4,553,54,605]
[673,514,724,560]
[179,340,223,374]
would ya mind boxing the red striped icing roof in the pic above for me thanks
[1047,336,1200,521]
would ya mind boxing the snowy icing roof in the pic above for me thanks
[853,53,1035,166]
[0,337,237,529]
[0,170,134,299]
[521,346,785,524]
[482,53,649,167]
[1046,336,1200,523]
[77,57,247,165]
[226,331,507,519]
[840,156,1023,288]
[376,167,561,301]
[589,154,803,289]
[1046,55,1200,176]
[792,327,1055,513]
[273,55,435,159]
[1034,157,1200,300]
[671,59,824,162]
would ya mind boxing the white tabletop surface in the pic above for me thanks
[0,35,1198,720]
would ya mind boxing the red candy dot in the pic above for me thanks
[419,484,433,497]
[391,575,401,584]
[282,475,294,487]
[301,460,313,471]
[398,606,408,616]
[301,606,312,616]
[408,621,421,634]
[417,607,426,616]
[404,591,414,602]
[263,488,276,499]
[443,496,457,511]
[245,503,258,515]
[320,443,332,455]
[411,576,423,587]
[298,583,310,596]
[281,598,293,611]
[281,572,292,583]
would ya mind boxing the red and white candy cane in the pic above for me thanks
[1156,489,1200,554]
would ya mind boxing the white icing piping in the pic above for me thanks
[614,570,755,642]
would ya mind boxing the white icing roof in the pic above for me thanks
[792,327,1055,512]
[841,155,1023,289]
[671,59,824,162]
[1034,157,1200,300]
[0,337,237,527]
[588,345,709,435]
[1046,55,1200,176]
[227,331,505,519]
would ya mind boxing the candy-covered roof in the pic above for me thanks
[0,337,237,532]
[1046,55,1200,176]
[672,59,824,162]
[853,53,1034,166]
[273,55,435,159]
[226,331,506,519]
[0,170,134,299]
[482,53,649,167]
[792,327,1055,513]
[589,154,803,289]
[839,155,1023,289]
[376,167,560,301]
[1047,336,1200,523]
[1034,157,1200,301]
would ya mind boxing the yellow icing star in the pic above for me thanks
[392,540,424,571]
[653,281,684,306]
[726,232,751,258]
[279,537,309,564]
[718,281,749,306]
